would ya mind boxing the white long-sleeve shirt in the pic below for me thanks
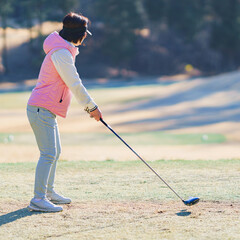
[51,48,97,112]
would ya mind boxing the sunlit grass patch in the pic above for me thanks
[0,132,226,145]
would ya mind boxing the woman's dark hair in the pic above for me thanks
[59,12,89,44]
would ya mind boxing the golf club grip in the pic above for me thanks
[100,118,184,201]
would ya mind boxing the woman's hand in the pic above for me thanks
[89,108,102,121]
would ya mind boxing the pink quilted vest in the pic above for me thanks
[28,31,79,118]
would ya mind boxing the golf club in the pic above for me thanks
[100,118,200,206]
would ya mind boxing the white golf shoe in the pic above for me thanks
[47,191,71,204]
[27,197,63,212]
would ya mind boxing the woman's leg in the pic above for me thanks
[45,122,71,204]
[27,105,58,199]
[47,122,61,194]
[46,124,71,204]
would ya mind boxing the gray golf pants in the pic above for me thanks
[27,105,61,199]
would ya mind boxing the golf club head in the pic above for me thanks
[183,197,200,206]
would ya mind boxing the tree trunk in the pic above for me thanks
[37,2,44,45]
[2,15,8,75]
[29,26,34,51]
[26,13,34,53]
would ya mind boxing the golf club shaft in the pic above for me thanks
[100,118,184,202]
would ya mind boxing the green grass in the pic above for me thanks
[0,132,226,145]
[0,159,239,202]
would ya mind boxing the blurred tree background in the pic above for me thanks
[0,0,240,81]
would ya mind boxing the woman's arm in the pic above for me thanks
[51,49,97,112]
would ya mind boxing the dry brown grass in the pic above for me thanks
[0,200,239,240]
[1,143,240,163]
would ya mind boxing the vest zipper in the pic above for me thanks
[59,88,65,103]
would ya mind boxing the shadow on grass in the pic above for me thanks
[0,208,44,226]
[176,209,191,216]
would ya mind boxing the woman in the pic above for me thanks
[27,12,102,212]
